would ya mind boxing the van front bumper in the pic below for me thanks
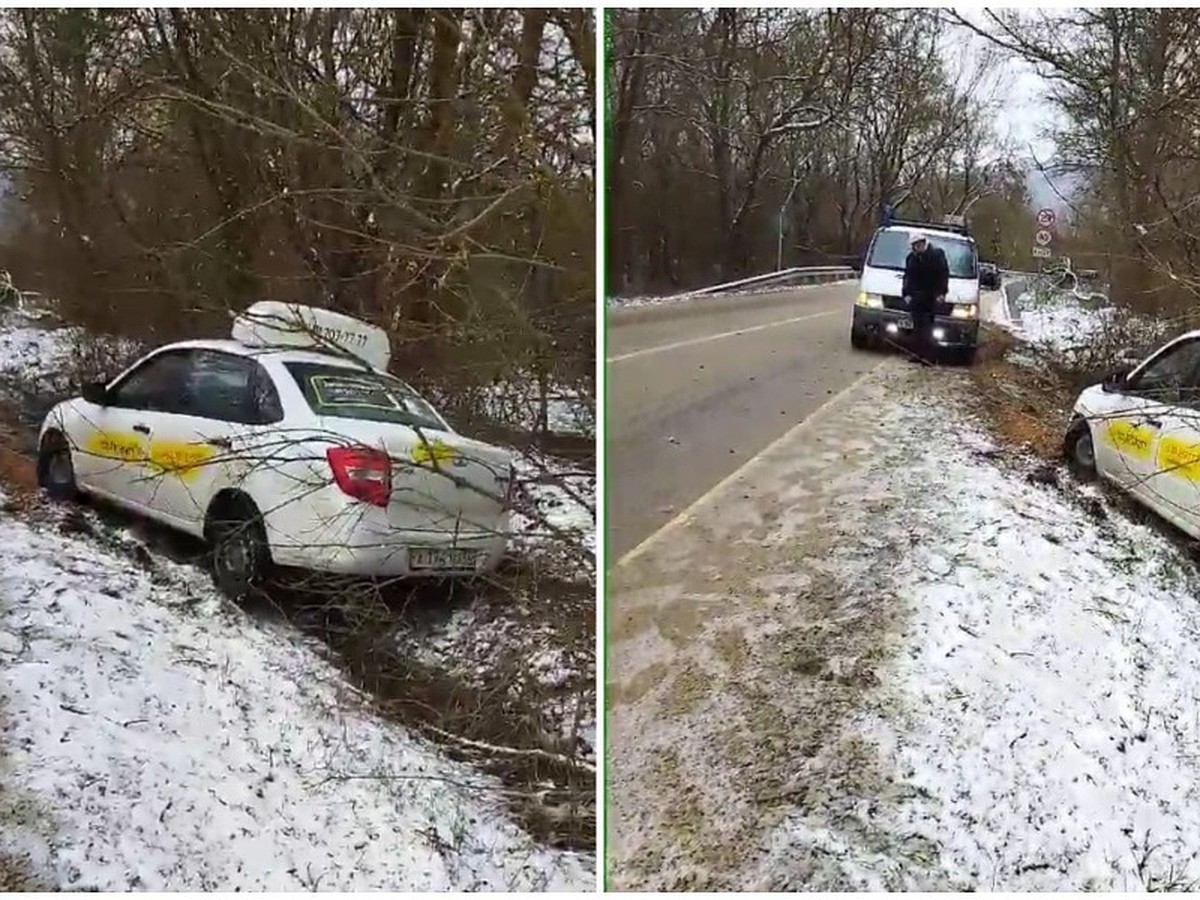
[852,307,980,348]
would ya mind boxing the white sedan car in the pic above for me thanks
[1065,330,1200,537]
[37,303,514,598]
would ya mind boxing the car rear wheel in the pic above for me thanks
[206,498,270,601]
[37,431,78,501]
[1063,418,1097,481]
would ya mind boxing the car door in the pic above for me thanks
[70,348,196,511]
[1097,337,1200,503]
[1137,363,1200,537]
[146,349,284,533]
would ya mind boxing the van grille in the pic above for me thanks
[883,295,954,316]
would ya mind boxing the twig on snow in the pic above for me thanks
[420,723,596,776]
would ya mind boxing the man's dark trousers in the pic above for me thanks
[910,294,936,364]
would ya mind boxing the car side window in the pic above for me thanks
[187,350,283,425]
[107,350,196,413]
[1129,339,1200,406]
[249,364,284,423]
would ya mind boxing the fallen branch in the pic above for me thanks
[420,723,596,776]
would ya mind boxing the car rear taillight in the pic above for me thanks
[327,446,392,507]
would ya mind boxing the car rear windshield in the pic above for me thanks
[284,362,447,431]
[867,230,978,279]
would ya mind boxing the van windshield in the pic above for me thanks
[284,362,448,431]
[868,230,978,279]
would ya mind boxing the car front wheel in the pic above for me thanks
[1063,418,1097,481]
[36,431,78,501]
[207,502,271,601]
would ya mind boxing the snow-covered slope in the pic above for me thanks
[0,503,592,891]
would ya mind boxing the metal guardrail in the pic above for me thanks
[609,265,855,311]
[687,265,855,297]
[608,266,857,325]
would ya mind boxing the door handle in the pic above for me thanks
[132,424,151,435]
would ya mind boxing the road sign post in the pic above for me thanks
[1037,207,1056,229]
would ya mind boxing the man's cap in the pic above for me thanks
[909,231,928,246]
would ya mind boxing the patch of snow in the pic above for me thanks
[0,504,592,891]
[481,381,593,437]
[512,450,595,565]
[0,311,143,394]
[1017,292,1117,353]
[397,605,593,759]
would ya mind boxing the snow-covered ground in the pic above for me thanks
[0,499,592,890]
[512,451,595,564]
[608,350,1200,890]
[0,311,142,393]
[480,380,593,437]
[763,376,1200,889]
[1015,290,1117,352]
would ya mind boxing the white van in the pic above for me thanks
[850,219,982,362]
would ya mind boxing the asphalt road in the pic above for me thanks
[606,282,877,559]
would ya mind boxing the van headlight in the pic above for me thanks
[950,304,978,319]
[856,292,883,308]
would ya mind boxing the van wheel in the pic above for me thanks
[959,347,978,366]
[1063,418,1097,481]
[206,495,270,601]
[37,431,78,501]
[851,328,869,350]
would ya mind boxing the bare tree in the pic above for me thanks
[606,7,1024,294]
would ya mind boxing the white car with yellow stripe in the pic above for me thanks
[36,302,514,598]
[1065,331,1200,535]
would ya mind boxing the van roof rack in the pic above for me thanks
[885,216,972,238]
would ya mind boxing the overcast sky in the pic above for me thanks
[946,8,1066,213]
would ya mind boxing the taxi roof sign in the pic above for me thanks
[232,301,391,372]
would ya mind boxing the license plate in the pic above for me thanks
[409,547,478,570]
[897,316,913,330]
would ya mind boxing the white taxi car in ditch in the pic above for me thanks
[1064,331,1200,536]
[37,302,514,598]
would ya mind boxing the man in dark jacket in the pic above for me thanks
[902,231,949,365]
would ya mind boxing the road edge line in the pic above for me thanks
[606,309,840,363]
[613,362,884,569]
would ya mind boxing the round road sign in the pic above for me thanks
[1037,208,1056,228]
[1035,229,1053,246]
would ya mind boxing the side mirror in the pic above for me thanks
[1101,369,1130,392]
[81,380,109,405]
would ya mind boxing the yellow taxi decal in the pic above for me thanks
[85,431,145,463]
[83,432,216,481]
[149,441,216,481]
[1106,420,1154,461]
[1157,436,1200,482]
[412,439,457,467]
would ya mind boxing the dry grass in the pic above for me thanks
[0,418,40,512]
[967,329,1075,461]
[0,851,48,891]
